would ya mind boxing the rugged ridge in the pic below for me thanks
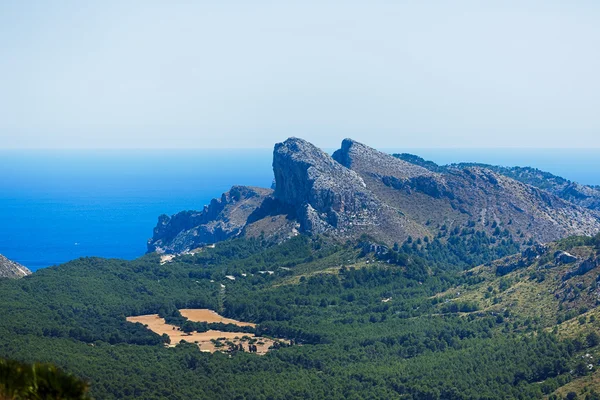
[148,137,600,254]
[395,153,600,211]
[0,254,31,279]
[272,138,428,242]
[337,139,600,243]
[333,139,436,180]
[147,186,273,253]
[274,138,380,233]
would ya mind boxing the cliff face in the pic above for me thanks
[0,254,31,279]
[148,137,600,254]
[273,138,381,233]
[147,186,274,254]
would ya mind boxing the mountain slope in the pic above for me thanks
[431,234,600,325]
[0,254,31,279]
[336,139,600,244]
[272,137,428,243]
[395,153,600,210]
[148,138,600,254]
[148,186,280,253]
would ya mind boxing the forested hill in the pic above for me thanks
[2,232,600,399]
[394,153,600,211]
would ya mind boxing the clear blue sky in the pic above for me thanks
[1,1,599,149]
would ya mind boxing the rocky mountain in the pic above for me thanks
[148,138,600,254]
[0,254,31,279]
[148,186,278,253]
[394,153,600,210]
[272,138,427,243]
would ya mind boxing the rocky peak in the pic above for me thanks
[273,137,368,207]
[333,139,453,201]
[273,137,381,232]
[333,138,434,180]
[0,254,31,279]
[148,137,600,254]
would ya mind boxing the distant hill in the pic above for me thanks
[0,254,31,279]
[149,138,600,253]
[394,153,600,211]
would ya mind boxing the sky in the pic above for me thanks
[1,1,599,149]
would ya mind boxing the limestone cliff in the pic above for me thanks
[0,254,31,279]
[147,186,273,253]
[148,137,600,254]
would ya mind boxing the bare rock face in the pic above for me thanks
[148,137,600,254]
[273,138,380,233]
[147,186,273,254]
[333,138,435,181]
[0,254,31,279]
[332,139,600,244]
[272,138,428,242]
[563,256,599,280]
[554,251,578,265]
[396,154,600,211]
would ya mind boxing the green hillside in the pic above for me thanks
[1,234,599,399]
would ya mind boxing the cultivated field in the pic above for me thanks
[126,310,279,354]
[179,308,256,327]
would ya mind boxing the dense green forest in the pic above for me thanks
[1,234,599,399]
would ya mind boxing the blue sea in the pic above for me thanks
[1,148,599,271]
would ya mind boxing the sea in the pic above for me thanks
[1,148,599,271]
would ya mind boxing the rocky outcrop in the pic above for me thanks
[395,154,600,211]
[273,138,381,233]
[563,256,599,280]
[554,251,578,265]
[147,186,273,254]
[273,138,427,242]
[522,243,549,261]
[0,254,31,279]
[495,244,550,276]
[148,137,600,254]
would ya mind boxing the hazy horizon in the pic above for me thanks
[2,1,599,149]
[1,144,600,150]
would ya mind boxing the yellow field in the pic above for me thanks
[179,308,256,327]
[126,311,278,354]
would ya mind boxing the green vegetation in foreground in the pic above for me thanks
[0,358,90,400]
[0,234,599,399]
